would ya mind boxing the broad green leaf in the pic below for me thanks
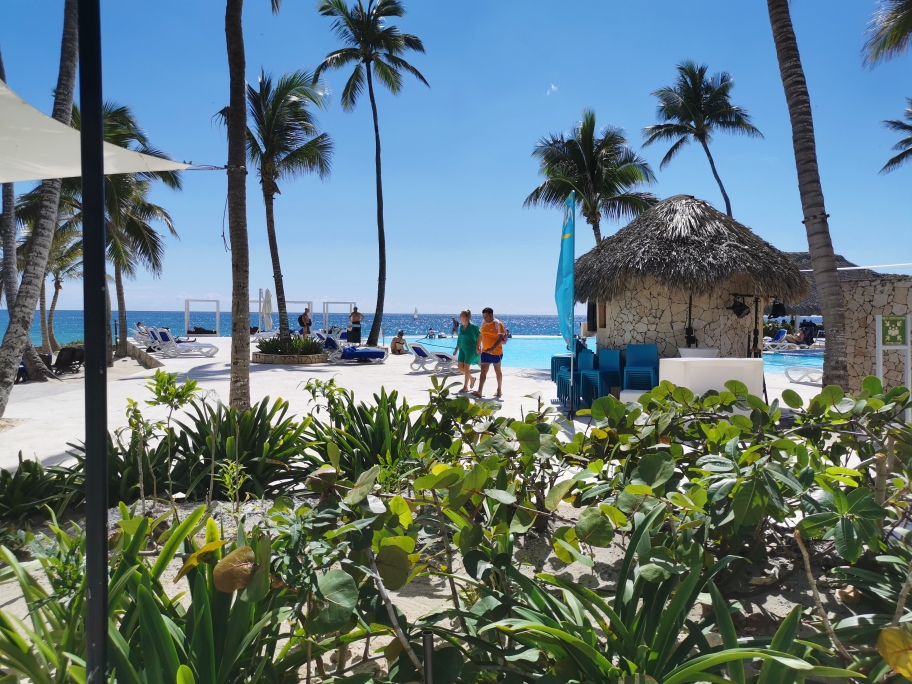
[797,512,839,537]
[375,545,410,590]
[344,465,380,505]
[176,665,196,684]
[552,527,579,564]
[624,484,653,496]
[730,414,754,431]
[511,421,541,455]
[326,441,341,471]
[634,452,675,488]
[724,380,749,396]
[781,389,804,409]
[431,647,465,684]
[834,517,863,562]
[819,385,845,407]
[388,495,413,527]
[599,504,628,527]
[545,479,575,511]
[381,536,416,554]
[484,489,516,505]
[831,488,849,515]
[731,479,767,528]
[508,507,537,534]
[575,508,614,547]
[862,375,884,396]
[305,569,358,635]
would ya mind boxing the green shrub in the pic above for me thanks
[0,452,80,522]
[255,335,324,355]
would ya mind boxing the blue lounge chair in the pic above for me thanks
[623,344,659,391]
[581,349,622,406]
[324,336,387,364]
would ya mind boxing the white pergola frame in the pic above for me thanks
[184,299,220,337]
[322,301,356,331]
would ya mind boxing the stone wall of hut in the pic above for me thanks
[844,277,912,393]
[594,275,762,359]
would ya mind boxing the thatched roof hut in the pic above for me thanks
[575,195,808,304]
[765,252,896,317]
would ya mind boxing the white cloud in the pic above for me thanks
[546,83,558,96]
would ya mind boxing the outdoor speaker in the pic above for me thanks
[769,299,788,318]
[728,299,751,319]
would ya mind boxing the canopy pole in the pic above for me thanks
[78,0,109,681]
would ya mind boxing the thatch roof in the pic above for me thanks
[765,252,899,317]
[574,195,809,304]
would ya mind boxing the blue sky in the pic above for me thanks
[0,0,909,314]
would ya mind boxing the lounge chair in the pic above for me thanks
[152,328,218,358]
[430,349,459,376]
[763,329,790,352]
[408,343,439,372]
[623,344,659,391]
[785,366,823,385]
[51,347,81,375]
[324,336,387,364]
[556,349,594,411]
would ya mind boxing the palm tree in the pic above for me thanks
[315,0,428,347]
[0,0,76,418]
[642,61,762,218]
[0,45,57,383]
[864,0,912,64]
[524,110,657,243]
[46,226,83,352]
[766,0,847,389]
[881,99,912,173]
[224,69,332,341]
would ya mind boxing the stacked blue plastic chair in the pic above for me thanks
[580,349,622,407]
[556,348,594,410]
[623,343,659,391]
[551,355,572,382]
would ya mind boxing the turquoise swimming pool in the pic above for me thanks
[403,335,822,374]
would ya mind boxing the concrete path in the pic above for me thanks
[0,344,824,471]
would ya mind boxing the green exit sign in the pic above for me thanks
[883,315,907,346]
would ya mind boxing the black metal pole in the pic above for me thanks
[77,0,108,681]
[422,630,434,684]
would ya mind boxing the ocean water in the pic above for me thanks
[0,310,586,346]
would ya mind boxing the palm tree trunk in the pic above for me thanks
[365,66,385,347]
[585,211,602,243]
[225,0,251,409]
[114,262,129,357]
[0,0,76,417]
[105,281,113,367]
[698,139,733,218]
[48,279,61,352]
[262,189,290,340]
[767,0,847,389]
[1,47,54,381]
[39,279,50,353]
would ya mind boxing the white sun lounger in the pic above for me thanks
[409,343,440,372]
[785,366,823,385]
[151,328,218,358]
[431,350,459,376]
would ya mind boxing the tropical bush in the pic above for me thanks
[2,374,912,681]
[256,335,324,356]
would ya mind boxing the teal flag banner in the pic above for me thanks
[555,193,576,347]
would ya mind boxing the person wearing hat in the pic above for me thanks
[390,330,407,355]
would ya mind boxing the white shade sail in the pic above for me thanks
[0,80,191,184]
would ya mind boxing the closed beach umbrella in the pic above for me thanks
[262,288,274,331]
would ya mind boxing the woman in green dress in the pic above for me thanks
[455,309,480,393]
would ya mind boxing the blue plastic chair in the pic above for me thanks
[551,355,572,382]
[623,344,659,391]
[581,349,622,406]
[556,349,594,410]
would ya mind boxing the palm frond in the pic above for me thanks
[864,0,912,64]
[880,99,912,173]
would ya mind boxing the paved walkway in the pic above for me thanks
[0,345,823,471]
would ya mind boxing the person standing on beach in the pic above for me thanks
[455,310,480,393]
[349,307,364,344]
[451,317,459,336]
[298,308,312,336]
[475,307,506,398]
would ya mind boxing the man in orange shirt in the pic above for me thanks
[474,306,506,399]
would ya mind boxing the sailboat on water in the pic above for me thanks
[413,308,418,321]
